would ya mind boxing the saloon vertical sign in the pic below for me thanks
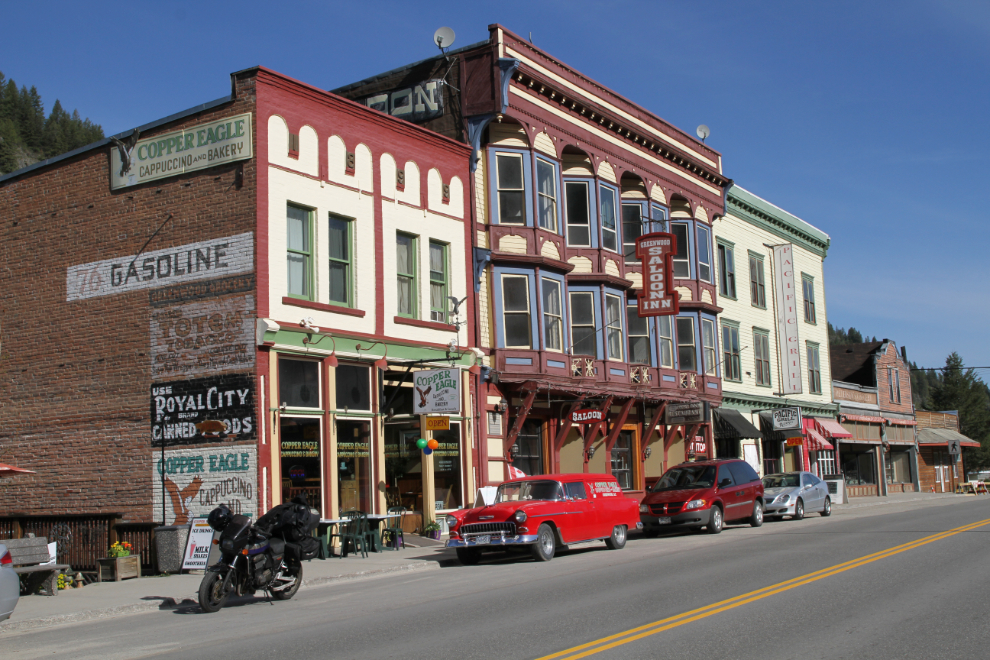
[635,233,679,316]
[772,244,802,394]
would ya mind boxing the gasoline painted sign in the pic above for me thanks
[413,369,461,414]
[111,113,252,189]
[635,232,679,317]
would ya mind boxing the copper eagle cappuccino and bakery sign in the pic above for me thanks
[111,113,252,189]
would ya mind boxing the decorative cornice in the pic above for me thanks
[726,190,830,258]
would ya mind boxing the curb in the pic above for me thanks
[0,561,447,634]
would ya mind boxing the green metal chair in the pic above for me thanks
[334,510,369,558]
[381,506,406,550]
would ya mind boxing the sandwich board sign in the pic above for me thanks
[181,517,216,570]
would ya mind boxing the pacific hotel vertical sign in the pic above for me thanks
[772,244,802,394]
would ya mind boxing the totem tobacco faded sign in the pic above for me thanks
[635,232,679,316]
[110,113,252,189]
[412,368,461,414]
[153,445,257,524]
[66,232,254,301]
[150,294,254,379]
[151,374,255,445]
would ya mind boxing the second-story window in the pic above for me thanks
[627,303,650,364]
[565,181,591,247]
[429,241,447,323]
[536,159,558,231]
[808,343,822,394]
[671,222,690,278]
[749,254,766,308]
[658,316,673,369]
[754,331,771,386]
[696,226,712,283]
[888,367,901,403]
[542,278,563,351]
[502,275,532,348]
[570,292,597,356]
[328,214,351,306]
[802,275,817,323]
[605,294,623,361]
[496,153,525,225]
[622,204,643,263]
[600,186,618,252]
[718,243,736,298]
[722,324,741,381]
[676,317,697,372]
[702,319,717,376]
[287,204,312,299]
[396,232,417,317]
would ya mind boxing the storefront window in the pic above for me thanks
[816,450,836,477]
[336,364,371,411]
[433,423,463,510]
[280,417,322,513]
[886,450,912,484]
[337,419,372,512]
[762,439,782,475]
[279,358,321,409]
[842,448,876,485]
[611,430,634,490]
[384,424,422,512]
[511,420,543,476]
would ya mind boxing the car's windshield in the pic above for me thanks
[495,480,564,502]
[652,465,716,491]
[763,474,800,489]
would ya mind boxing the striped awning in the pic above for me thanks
[802,419,833,451]
[815,418,853,439]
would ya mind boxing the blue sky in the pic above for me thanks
[3,1,987,372]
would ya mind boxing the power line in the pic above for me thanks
[910,366,990,372]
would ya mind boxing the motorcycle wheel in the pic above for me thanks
[271,563,303,601]
[198,571,230,613]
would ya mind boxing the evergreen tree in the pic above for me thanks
[828,323,865,346]
[927,352,990,470]
[0,117,18,173]
[43,99,70,158]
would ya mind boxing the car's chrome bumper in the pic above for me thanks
[445,534,538,548]
[765,502,795,514]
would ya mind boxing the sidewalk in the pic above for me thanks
[833,490,971,512]
[1,536,457,634]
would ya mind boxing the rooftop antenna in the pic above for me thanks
[433,27,460,93]
[696,124,710,143]
[434,26,455,54]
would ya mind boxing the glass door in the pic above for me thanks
[337,419,372,512]
[279,417,323,514]
[511,420,544,476]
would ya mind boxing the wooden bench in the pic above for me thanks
[4,537,71,596]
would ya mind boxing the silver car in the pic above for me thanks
[762,472,832,520]
[0,543,19,621]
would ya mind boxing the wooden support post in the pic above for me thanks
[642,402,667,448]
[604,399,635,452]
[554,399,585,452]
[503,389,537,460]
[583,396,614,454]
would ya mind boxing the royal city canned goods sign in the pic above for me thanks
[151,374,255,446]
[635,232,680,317]
[110,113,253,189]
[413,368,461,414]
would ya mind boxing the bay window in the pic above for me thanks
[501,275,532,348]
[600,186,618,252]
[565,181,591,246]
[570,292,597,356]
[605,294,623,361]
[536,159,558,231]
[542,278,563,351]
[676,317,697,372]
[658,316,673,368]
[671,222,690,278]
[496,153,525,225]
[627,303,651,364]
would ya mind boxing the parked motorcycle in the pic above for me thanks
[198,499,319,613]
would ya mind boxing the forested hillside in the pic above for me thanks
[0,70,104,175]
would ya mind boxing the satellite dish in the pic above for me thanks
[434,27,456,50]
[696,124,710,142]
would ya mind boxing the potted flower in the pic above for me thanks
[421,519,442,541]
[108,541,133,558]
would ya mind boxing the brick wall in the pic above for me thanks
[875,342,913,416]
[0,72,259,521]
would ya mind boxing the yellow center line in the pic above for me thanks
[536,517,990,660]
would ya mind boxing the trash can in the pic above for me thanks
[823,474,845,505]
[154,524,191,574]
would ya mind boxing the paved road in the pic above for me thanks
[3,497,989,659]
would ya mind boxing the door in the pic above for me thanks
[727,462,758,520]
[934,451,949,492]
[716,464,743,520]
[511,421,544,476]
[563,481,595,541]
[801,473,823,511]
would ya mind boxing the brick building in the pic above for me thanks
[830,340,918,497]
[0,66,475,564]
[335,24,730,498]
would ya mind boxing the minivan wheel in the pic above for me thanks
[793,499,805,520]
[750,501,764,527]
[530,523,556,562]
[820,496,831,517]
[605,525,627,550]
[706,505,723,534]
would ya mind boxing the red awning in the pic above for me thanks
[0,462,35,476]
[802,419,834,451]
[815,418,853,439]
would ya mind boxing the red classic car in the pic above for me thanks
[445,473,642,564]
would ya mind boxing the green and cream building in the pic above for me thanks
[712,185,840,477]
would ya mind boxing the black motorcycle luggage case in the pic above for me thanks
[285,536,319,561]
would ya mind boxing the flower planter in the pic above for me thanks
[97,555,141,582]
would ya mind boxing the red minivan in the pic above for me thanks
[639,459,765,535]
